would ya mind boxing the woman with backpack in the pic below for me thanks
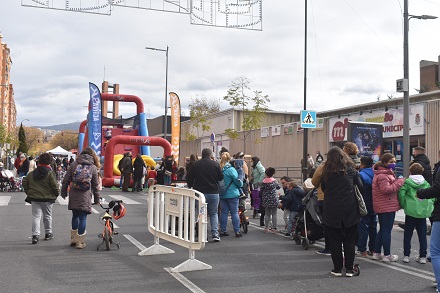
[61,147,101,249]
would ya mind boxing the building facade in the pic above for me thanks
[0,33,17,135]
[179,91,440,173]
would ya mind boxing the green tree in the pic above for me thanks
[17,123,29,156]
[223,77,269,154]
[186,95,220,153]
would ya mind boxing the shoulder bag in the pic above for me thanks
[354,173,368,216]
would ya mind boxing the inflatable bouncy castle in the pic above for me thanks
[79,83,171,187]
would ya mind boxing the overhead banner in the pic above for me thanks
[169,92,181,163]
[88,82,102,156]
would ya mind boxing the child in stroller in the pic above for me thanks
[0,163,21,192]
[292,188,324,250]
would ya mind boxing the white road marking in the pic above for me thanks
[0,196,11,206]
[123,234,147,251]
[57,197,68,205]
[164,267,206,293]
[249,222,435,281]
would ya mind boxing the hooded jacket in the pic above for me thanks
[61,154,100,214]
[23,165,59,203]
[398,175,433,218]
[372,166,404,214]
[251,161,265,188]
[220,163,243,199]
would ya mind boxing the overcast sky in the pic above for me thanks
[2,0,440,127]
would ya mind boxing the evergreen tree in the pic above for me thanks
[17,123,28,156]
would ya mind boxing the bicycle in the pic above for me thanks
[97,200,126,251]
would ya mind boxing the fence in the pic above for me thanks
[138,185,211,273]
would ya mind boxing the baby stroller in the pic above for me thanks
[292,188,324,250]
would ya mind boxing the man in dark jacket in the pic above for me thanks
[120,152,133,192]
[412,147,433,185]
[417,161,440,290]
[186,148,223,242]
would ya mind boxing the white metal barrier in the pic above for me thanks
[138,185,211,272]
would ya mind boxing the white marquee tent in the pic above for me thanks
[46,146,76,160]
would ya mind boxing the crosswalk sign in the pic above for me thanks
[300,110,317,128]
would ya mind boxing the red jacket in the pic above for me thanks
[372,166,404,214]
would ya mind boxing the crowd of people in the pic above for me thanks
[7,142,440,290]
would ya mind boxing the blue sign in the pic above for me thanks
[210,133,215,142]
[300,110,317,128]
[88,83,102,156]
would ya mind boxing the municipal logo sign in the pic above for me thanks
[300,110,317,128]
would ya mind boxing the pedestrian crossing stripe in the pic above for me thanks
[300,110,317,129]
[0,196,11,206]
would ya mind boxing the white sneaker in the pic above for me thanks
[416,257,427,264]
[382,254,398,262]
[403,256,410,263]
[372,253,383,260]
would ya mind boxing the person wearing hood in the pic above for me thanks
[356,156,377,257]
[371,153,405,262]
[398,163,433,264]
[219,152,243,237]
[61,147,101,249]
[22,153,60,244]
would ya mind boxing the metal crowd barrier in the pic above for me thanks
[138,185,211,272]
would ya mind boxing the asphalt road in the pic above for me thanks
[0,187,436,293]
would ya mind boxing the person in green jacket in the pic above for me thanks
[22,153,60,244]
[398,163,434,264]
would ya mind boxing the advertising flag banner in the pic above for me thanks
[88,83,102,156]
[169,92,181,163]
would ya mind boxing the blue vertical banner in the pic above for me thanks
[88,82,102,156]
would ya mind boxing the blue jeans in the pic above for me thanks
[164,175,171,186]
[431,222,440,290]
[404,215,427,257]
[204,193,220,238]
[286,211,298,234]
[71,209,88,235]
[220,197,240,234]
[357,213,377,252]
[375,212,395,256]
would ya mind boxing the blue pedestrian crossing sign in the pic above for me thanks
[300,110,317,128]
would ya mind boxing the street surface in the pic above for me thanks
[0,188,436,293]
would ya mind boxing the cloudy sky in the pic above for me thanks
[1,0,440,127]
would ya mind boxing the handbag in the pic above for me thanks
[354,184,368,216]
[164,170,172,176]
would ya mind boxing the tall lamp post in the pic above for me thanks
[145,45,169,141]
[402,0,436,177]
[302,0,308,181]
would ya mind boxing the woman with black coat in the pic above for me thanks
[132,153,146,192]
[321,146,363,277]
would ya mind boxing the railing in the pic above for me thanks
[138,185,211,273]
[273,166,304,183]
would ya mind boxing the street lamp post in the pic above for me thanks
[302,0,308,181]
[402,0,436,177]
[145,46,169,141]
